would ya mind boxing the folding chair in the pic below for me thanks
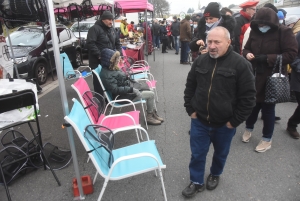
[0,90,61,201]
[122,49,151,74]
[60,52,92,80]
[92,65,149,129]
[64,99,167,201]
[71,77,142,133]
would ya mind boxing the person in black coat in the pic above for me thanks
[86,11,122,96]
[189,2,236,59]
[160,21,168,53]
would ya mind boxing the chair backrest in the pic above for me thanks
[92,65,113,102]
[60,53,75,79]
[64,99,112,176]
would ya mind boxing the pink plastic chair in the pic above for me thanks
[71,77,141,132]
[122,49,151,74]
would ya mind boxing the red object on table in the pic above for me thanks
[72,175,93,197]
[124,43,144,61]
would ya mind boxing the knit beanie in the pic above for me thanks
[285,15,299,26]
[263,3,278,13]
[101,10,114,20]
[278,8,287,17]
[185,15,191,20]
[204,2,220,18]
[101,48,120,70]
[277,11,284,20]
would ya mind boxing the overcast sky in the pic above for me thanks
[169,0,244,13]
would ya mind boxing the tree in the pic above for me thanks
[228,4,236,9]
[149,0,170,18]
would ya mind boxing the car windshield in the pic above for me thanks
[7,29,44,46]
[70,23,94,32]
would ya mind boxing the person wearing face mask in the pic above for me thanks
[189,2,236,59]
[233,0,259,54]
[242,7,298,152]
[277,11,284,24]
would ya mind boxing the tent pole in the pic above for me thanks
[46,1,85,200]
[145,9,148,61]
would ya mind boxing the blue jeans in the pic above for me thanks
[153,35,160,48]
[245,102,275,140]
[173,36,179,53]
[189,118,236,184]
[180,41,189,62]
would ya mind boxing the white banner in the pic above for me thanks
[274,0,284,6]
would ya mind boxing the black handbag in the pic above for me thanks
[264,55,290,104]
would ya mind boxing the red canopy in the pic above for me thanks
[115,0,153,13]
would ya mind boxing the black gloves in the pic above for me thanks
[254,54,268,65]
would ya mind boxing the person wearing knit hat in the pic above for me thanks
[277,11,284,24]
[86,10,122,97]
[233,0,259,54]
[189,2,236,61]
[100,49,164,125]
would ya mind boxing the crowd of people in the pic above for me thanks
[84,3,300,199]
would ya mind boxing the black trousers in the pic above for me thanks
[161,38,168,52]
[288,91,300,129]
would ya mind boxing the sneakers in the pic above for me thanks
[182,182,205,198]
[242,130,252,142]
[286,127,300,139]
[153,110,164,122]
[146,113,161,125]
[206,174,220,190]
[255,140,272,152]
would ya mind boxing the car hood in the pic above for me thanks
[8,46,35,58]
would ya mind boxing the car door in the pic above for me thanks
[58,28,77,64]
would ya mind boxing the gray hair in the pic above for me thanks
[207,27,230,40]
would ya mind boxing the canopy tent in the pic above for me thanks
[53,0,113,8]
[115,0,153,13]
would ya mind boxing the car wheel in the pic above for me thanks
[73,50,82,68]
[35,62,48,85]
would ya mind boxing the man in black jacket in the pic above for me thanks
[86,10,122,95]
[170,16,180,54]
[182,27,256,198]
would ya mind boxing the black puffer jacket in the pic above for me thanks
[100,67,134,100]
[189,15,236,52]
[184,46,256,128]
[86,20,122,69]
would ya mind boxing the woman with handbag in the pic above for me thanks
[99,48,164,125]
[286,16,300,139]
[242,7,298,152]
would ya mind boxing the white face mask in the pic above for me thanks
[206,22,215,28]
[194,24,198,28]
[279,20,283,24]
[258,25,271,33]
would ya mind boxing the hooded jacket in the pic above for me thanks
[184,46,256,128]
[180,19,192,42]
[243,7,298,102]
[86,20,122,69]
[189,14,236,52]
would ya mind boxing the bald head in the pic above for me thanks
[206,27,231,58]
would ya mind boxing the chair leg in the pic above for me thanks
[0,165,12,201]
[158,169,168,201]
[140,101,148,130]
[98,179,109,201]
[138,129,144,141]
[134,127,141,142]
[93,171,98,185]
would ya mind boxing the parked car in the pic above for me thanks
[6,24,81,85]
[70,17,96,53]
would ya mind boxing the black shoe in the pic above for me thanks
[175,52,178,55]
[206,174,220,190]
[182,182,205,198]
[275,116,281,121]
[162,51,168,53]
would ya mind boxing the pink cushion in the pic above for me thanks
[97,111,140,130]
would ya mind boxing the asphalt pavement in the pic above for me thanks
[1,49,300,201]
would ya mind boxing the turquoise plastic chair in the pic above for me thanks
[60,53,92,80]
[64,99,167,201]
[92,65,149,129]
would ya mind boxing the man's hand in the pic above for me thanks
[200,49,208,54]
[226,122,234,129]
[196,40,205,46]
[246,53,255,61]
[190,112,197,119]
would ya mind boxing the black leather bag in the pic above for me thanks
[264,55,290,104]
